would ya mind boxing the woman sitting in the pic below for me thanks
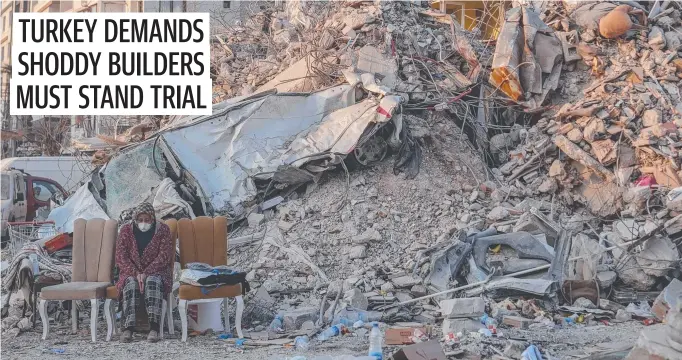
[115,202,173,342]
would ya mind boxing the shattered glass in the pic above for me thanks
[104,140,167,220]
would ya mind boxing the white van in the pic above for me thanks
[0,156,94,193]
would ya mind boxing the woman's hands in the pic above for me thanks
[137,273,147,293]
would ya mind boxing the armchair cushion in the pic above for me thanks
[178,283,242,300]
[40,282,110,300]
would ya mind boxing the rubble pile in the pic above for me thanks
[485,1,682,295]
[5,1,682,359]
[211,1,385,100]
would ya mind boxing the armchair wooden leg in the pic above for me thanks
[104,299,113,341]
[160,300,167,340]
[223,298,230,334]
[235,296,244,339]
[178,299,188,342]
[90,299,98,342]
[39,299,49,340]
[112,300,119,336]
[167,292,174,335]
[71,300,78,333]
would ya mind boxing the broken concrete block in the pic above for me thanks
[442,318,485,336]
[618,256,657,291]
[414,312,437,324]
[537,177,557,193]
[248,212,265,227]
[499,159,519,175]
[278,220,295,232]
[667,188,682,212]
[343,288,369,310]
[665,214,682,235]
[356,45,398,88]
[665,31,681,50]
[548,160,565,178]
[583,118,606,142]
[625,326,682,360]
[380,282,394,292]
[504,340,527,358]
[623,186,652,214]
[326,280,343,297]
[573,297,597,309]
[567,128,583,143]
[352,228,382,244]
[642,109,662,127]
[502,315,532,329]
[614,219,640,241]
[469,190,480,203]
[410,284,427,297]
[344,13,366,30]
[349,245,367,259]
[599,299,625,312]
[487,206,509,222]
[648,26,667,51]
[616,309,632,322]
[635,236,679,277]
[439,297,485,319]
[652,278,682,321]
[596,271,617,289]
[395,292,413,303]
[282,307,319,331]
[16,317,32,332]
[513,215,540,234]
[392,275,421,288]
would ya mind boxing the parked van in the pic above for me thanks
[0,156,93,193]
[1,157,93,241]
[1,169,69,240]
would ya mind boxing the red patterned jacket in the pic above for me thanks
[115,222,173,301]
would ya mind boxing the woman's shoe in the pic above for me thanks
[147,330,159,343]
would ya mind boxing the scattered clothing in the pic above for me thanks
[180,262,250,295]
[2,243,70,293]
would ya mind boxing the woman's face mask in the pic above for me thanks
[135,212,153,232]
[136,221,152,232]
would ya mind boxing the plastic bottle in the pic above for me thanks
[294,335,310,351]
[317,324,343,341]
[334,308,381,327]
[478,328,493,337]
[368,322,383,360]
[269,315,284,332]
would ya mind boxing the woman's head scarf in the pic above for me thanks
[133,202,156,221]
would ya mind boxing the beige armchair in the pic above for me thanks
[177,216,244,341]
[39,218,118,342]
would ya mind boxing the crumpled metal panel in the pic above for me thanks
[104,140,166,220]
[161,84,358,215]
[283,96,400,168]
[490,6,563,108]
[48,184,110,233]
